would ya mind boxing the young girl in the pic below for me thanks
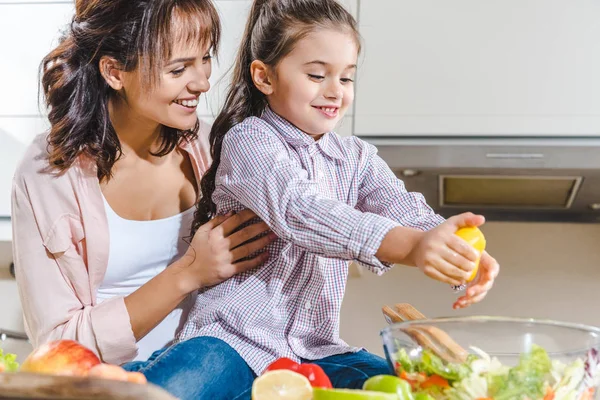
[180,0,500,392]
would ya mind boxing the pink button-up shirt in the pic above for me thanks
[11,123,211,365]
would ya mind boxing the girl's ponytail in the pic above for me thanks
[193,0,270,231]
[192,0,360,233]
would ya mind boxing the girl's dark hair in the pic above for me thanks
[192,0,360,233]
[42,0,221,180]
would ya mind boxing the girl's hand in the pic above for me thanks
[174,209,276,292]
[410,212,485,286]
[453,250,499,309]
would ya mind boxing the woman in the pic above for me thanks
[11,0,272,379]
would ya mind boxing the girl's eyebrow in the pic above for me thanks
[165,57,196,67]
[303,60,357,69]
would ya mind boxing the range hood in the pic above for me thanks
[361,136,600,223]
[352,0,600,222]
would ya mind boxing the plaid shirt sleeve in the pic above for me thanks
[215,120,398,269]
[356,139,446,231]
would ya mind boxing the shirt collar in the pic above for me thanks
[261,107,345,160]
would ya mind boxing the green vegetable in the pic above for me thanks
[363,375,414,400]
[491,344,552,400]
[420,349,469,381]
[0,348,19,372]
[393,343,584,400]
[397,348,417,373]
[414,394,435,400]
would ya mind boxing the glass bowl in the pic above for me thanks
[380,316,600,400]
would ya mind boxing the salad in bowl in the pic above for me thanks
[381,316,600,400]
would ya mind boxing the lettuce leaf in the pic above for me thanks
[492,344,552,400]
[0,348,19,372]
[421,350,470,381]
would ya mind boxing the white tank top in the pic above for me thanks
[97,196,195,361]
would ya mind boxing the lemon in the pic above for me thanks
[252,370,313,400]
[455,226,486,282]
[313,387,397,400]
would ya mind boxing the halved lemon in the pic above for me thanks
[313,388,397,399]
[455,226,486,282]
[252,370,313,400]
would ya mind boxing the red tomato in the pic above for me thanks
[264,358,332,388]
[265,357,300,373]
[297,363,333,389]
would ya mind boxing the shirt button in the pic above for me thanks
[305,301,312,310]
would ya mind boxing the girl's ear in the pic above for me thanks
[99,56,125,90]
[250,60,274,95]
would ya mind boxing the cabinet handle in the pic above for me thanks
[485,153,544,159]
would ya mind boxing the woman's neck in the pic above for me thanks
[108,96,163,160]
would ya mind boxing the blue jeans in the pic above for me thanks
[123,336,391,400]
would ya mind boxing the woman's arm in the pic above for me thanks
[12,183,136,364]
[124,210,273,340]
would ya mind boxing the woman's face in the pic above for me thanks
[118,40,213,131]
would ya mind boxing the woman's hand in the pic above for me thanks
[453,250,500,309]
[410,212,485,287]
[174,209,276,292]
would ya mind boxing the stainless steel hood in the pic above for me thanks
[360,136,600,223]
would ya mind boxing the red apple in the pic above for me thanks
[20,339,101,376]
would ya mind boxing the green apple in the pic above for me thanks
[363,375,414,399]
[313,387,398,400]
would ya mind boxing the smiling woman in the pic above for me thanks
[42,0,220,180]
[11,1,275,399]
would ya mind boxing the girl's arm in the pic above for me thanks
[354,138,445,230]
[216,120,421,272]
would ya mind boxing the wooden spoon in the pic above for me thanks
[382,303,468,363]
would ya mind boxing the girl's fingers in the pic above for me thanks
[446,235,479,263]
[433,254,471,282]
[454,290,489,309]
[441,244,477,273]
[421,261,464,286]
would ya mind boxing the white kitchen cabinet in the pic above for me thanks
[354,0,600,137]
[0,1,74,117]
[0,1,73,224]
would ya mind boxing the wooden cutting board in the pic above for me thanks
[0,372,178,400]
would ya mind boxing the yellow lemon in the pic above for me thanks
[252,370,313,400]
[455,226,486,282]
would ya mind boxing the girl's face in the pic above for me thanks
[118,40,213,132]
[266,28,358,139]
